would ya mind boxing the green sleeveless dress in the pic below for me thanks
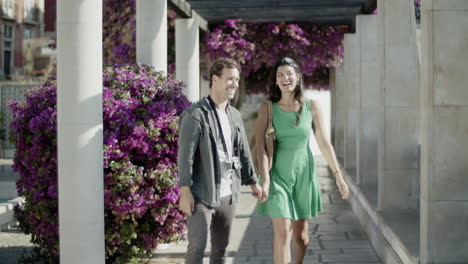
[257,99,322,220]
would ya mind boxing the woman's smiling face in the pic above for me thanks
[276,65,298,94]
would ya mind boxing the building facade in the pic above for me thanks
[0,0,46,80]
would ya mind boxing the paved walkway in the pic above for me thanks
[0,230,33,264]
[0,156,380,264]
[147,156,381,264]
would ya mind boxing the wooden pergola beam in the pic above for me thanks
[169,0,376,30]
[168,0,208,31]
[195,6,362,23]
[189,0,369,9]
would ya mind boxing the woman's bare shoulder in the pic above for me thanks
[309,98,319,111]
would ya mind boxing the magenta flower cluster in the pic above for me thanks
[9,64,191,263]
[103,0,179,74]
[103,0,136,65]
[201,20,348,90]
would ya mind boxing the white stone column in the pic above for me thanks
[136,0,167,72]
[57,1,105,263]
[420,1,468,263]
[377,0,420,210]
[330,68,336,146]
[333,63,345,164]
[356,15,381,187]
[343,33,360,177]
[176,18,200,102]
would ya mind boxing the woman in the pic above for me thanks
[255,57,349,264]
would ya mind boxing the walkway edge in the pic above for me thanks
[341,165,418,264]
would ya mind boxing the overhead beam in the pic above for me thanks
[191,10,208,31]
[195,6,362,14]
[361,0,377,13]
[196,7,362,16]
[195,7,361,22]
[169,0,192,17]
[171,0,376,28]
[168,0,208,31]
[189,0,368,9]
[208,16,356,26]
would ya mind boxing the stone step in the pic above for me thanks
[0,160,17,199]
[0,159,13,172]
[0,182,17,199]
[0,159,18,183]
[0,171,18,182]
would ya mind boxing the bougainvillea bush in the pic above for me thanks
[9,64,190,263]
[103,0,179,74]
[201,20,348,91]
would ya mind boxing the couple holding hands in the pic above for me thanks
[177,57,349,264]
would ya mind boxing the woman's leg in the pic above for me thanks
[291,219,310,264]
[272,217,293,264]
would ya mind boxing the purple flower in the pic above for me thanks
[200,21,348,90]
[9,64,189,262]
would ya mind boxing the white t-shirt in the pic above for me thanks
[216,108,233,197]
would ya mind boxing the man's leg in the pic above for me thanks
[186,203,213,264]
[209,196,236,264]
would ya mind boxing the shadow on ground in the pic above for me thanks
[0,246,33,264]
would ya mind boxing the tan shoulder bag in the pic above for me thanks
[250,100,276,175]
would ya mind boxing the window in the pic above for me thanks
[2,24,14,80]
[2,0,14,18]
[24,27,34,39]
[3,24,13,39]
[24,0,35,21]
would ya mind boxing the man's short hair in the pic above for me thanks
[209,58,241,88]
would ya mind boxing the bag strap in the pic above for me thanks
[266,100,273,127]
[265,100,275,140]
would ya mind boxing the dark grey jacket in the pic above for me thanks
[177,97,258,208]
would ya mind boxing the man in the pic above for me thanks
[177,57,262,264]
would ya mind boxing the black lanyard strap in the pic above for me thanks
[207,96,231,160]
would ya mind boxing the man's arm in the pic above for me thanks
[177,110,201,187]
[177,110,201,215]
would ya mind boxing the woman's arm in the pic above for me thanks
[310,100,349,199]
[254,102,271,202]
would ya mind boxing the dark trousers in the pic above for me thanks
[185,196,236,264]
